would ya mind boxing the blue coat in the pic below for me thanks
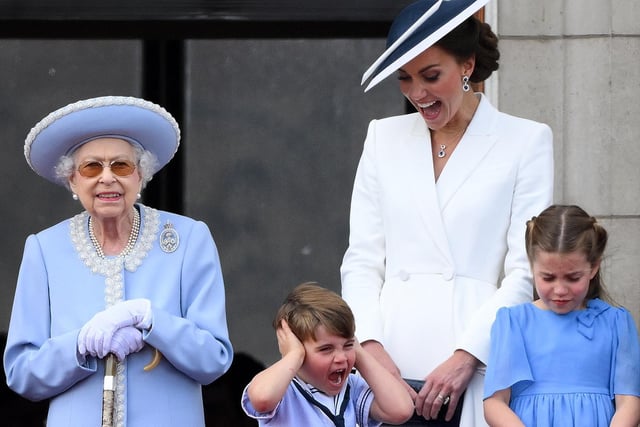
[4,204,233,427]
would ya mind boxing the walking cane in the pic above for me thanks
[100,348,162,427]
[101,354,117,427]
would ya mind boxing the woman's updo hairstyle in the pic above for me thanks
[436,16,500,83]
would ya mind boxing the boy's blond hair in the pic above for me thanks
[273,282,355,342]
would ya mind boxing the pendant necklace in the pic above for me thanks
[435,126,468,159]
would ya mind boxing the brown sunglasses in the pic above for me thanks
[77,160,137,178]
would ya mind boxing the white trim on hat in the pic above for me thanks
[362,0,490,92]
[361,0,444,86]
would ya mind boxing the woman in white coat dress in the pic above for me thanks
[341,1,554,426]
[3,96,233,427]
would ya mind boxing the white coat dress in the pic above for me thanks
[341,94,554,426]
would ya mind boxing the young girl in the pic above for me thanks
[241,282,414,426]
[483,205,640,426]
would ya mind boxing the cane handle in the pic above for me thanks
[143,348,162,371]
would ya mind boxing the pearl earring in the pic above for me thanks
[462,75,470,92]
[72,193,78,200]
[136,193,141,200]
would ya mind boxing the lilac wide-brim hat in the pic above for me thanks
[362,0,490,92]
[24,95,181,185]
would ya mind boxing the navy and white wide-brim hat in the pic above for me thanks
[24,95,181,184]
[362,0,490,92]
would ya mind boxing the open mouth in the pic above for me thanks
[417,100,441,119]
[328,369,346,386]
[417,100,437,109]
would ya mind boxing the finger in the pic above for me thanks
[78,324,92,355]
[102,335,114,358]
[132,340,144,353]
[123,335,136,353]
[96,338,106,358]
[89,332,102,358]
[85,333,98,358]
[96,334,112,359]
[113,333,133,355]
[414,390,426,416]
[112,349,125,362]
[83,330,97,356]
[430,393,444,419]
[86,327,105,354]
[281,322,296,339]
[414,379,433,416]
[275,328,288,354]
[444,394,458,421]
[130,334,144,353]
[430,392,449,420]
[110,332,124,347]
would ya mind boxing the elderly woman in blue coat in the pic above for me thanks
[3,96,234,427]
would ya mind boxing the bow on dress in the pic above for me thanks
[576,298,610,340]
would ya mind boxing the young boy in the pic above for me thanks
[241,282,414,426]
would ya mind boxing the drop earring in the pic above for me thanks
[462,75,470,92]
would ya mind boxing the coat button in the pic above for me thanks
[442,269,454,281]
[398,270,410,281]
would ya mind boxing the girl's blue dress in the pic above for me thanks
[484,298,640,426]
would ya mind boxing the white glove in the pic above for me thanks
[109,326,145,361]
[78,299,152,358]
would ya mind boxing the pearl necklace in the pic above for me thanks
[88,208,140,259]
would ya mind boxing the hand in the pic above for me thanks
[275,320,305,361]
[78,299,152,358]
[361,340,417,399]
[414,350,478,421]
[109,326,145,361]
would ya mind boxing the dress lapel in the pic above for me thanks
[436,94,498,210]
[400,94,498,262]
[402,116,453,262]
